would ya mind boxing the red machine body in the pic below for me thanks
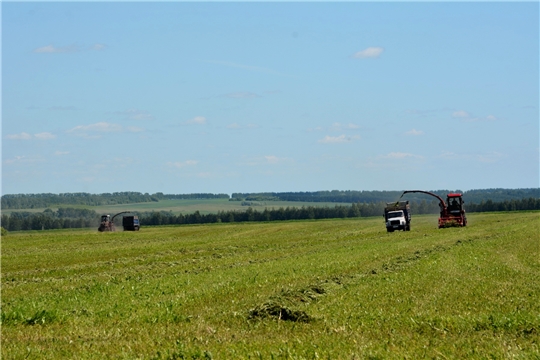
[402,190,467,228]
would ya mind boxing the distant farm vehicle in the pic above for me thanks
[400,190,467,228]
[384,201,411,232]
[122,215,140,231]
[98,211,139,232]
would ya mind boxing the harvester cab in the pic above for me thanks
[447,194,464,214]
[98,215,115,232]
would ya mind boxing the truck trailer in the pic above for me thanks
[122,216,140,231]
[384,201,411,232]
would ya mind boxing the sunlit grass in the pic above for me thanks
[2,212,539,359]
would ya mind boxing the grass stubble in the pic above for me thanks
[1,212,539,359]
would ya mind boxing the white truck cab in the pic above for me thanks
[384,201,411,232]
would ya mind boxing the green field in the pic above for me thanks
[2,198,352,216]
[2,212,539,359]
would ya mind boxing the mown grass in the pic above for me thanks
[2,212,539,359]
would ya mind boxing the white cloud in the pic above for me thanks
[265,155,280,164]
[185,116,207,125]
[34,132,56,140]
[167,160,198,168]
[452,110,470,118]
[34,44,78,53]
[55,151,70,156]
[318,134,359,144]
[68,122,122,133]
[404,129,424,136]
[91,43,106,51]
[353,47,384,59]
[6,132,32,140]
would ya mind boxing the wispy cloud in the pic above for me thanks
[184,116,207,125]
[67,122,140,138]
[227,123,258,129]
[6,132,32,140]
[452,110,499,122]
[309,123,361,133]
[318,134,359,144]
[34,132,56,140]
[241,155,293,166]
[6,132,56,140]
[34,44,78,53]
[265,155,280,164]
[116,109,154,121]
[91,43,106,51]
[404,129,424,136]
[55,151,70,156]
[353,47,384,59]
[34,43,106,53]
[439,151,505,163]
[381,152,423,159]
[224,92,260,99]
[3,155,44,165]
[452,110,471,118]
[205,60,284,76]
[167,160,198,168]
[464,114,499,123]
[330,122,360,131]
[49,106,76,111]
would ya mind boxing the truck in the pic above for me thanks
[122,215,140,231]
[384,201,411,232]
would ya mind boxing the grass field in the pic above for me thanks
[2,198,352,216]
[2,212,539,359]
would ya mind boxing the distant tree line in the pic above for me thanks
[2,189,537,210]
[1,192,229,209]
[2,198,539,232]
[1,208,101,231]
[231,188,540,204]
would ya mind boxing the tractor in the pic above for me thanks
[401,190,467,228]
[98,211,135,232]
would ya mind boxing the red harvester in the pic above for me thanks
[402,190,467,228]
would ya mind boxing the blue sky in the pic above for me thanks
[2,2,538,195]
